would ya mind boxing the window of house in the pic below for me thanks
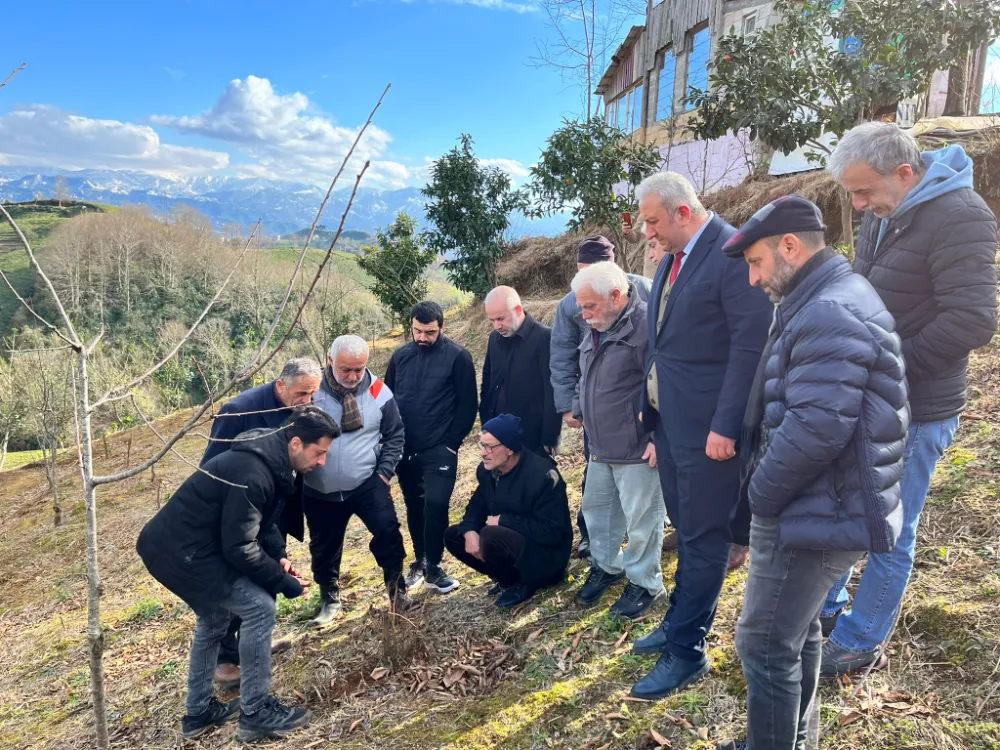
[685,25,711,111]
[657,48,676,121]
[632,83,643,131]
[742,12,757,35]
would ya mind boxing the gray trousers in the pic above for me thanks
[186,577,276,716]
[736,516,862,750]
[582,459,665,595]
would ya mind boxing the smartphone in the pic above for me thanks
[623,211,632,225]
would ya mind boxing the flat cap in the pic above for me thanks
[722,194,826,258]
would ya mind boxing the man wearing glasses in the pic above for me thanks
[443,414,573,609]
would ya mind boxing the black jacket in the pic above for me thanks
[854,188,998,422]
[201,380,306,541]
[480,314,561,451]
[384,335,478,452]
[752,252,908,553]
[137,429,305,615]
[455,450,572,587]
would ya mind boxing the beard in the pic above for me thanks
[764,251,799,303]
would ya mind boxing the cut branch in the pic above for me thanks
[0,63,26,92]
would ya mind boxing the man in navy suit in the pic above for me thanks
[629,172,773,699]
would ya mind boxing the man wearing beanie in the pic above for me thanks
[549,235,653,559]
[716,195,907,750]
[444,414,573,609]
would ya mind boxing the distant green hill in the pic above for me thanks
[277,226,373,255]
[0,201,112,339]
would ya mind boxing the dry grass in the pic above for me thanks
[1,306,999,750]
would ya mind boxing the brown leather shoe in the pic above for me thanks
[271,638,293,655]
[727,544,749,571]
[662,529,679,552]
[214,663,240,689]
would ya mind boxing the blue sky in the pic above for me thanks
[0,0,637,189]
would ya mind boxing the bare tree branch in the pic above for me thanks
[246,163,371,378]
[0,202,82,346]
[0,265,75,346]
[239,84,391,378]
[90,220,262,411]
[127,395,248,489]
[0,63,26,92]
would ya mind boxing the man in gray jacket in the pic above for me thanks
[304,334,409,624]
[550,236,652,558]
[571,262,666,619]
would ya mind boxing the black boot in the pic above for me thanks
[312,579,341,626]
[385,568,414,612]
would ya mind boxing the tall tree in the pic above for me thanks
[528,117,661,272]
[356,212,436,328]
[422,135,526,300]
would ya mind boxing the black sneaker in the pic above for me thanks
[182,697,238,739]
[577,536,591,559]
[496,583,536,610]
[820,610,841,638]
[576,566,626,606]
[424,564,460,594]
[405,559,425,591]
[487,580,503,597]
[238,696,311,742]
[610,582,667,619]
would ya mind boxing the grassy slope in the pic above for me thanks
[0,301,998,750]
[0,202,112,338]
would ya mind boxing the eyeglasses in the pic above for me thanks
[479,441,503,452]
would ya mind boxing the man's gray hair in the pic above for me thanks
[278,357,322,382]
[828,122,925,180]
[635,171,708,216]
[484,285,522,312]
[328,334,370,360]
[571,261,630,298]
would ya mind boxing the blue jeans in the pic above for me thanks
[186,577,277,716]
[738,516,862,750]
[821,416,959,653]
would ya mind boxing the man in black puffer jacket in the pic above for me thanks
[820,122,998,677]
[137,407,339,743]
[385,301,478,595]
[718,196,908,750]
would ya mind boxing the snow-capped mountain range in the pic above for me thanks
[0,167,567,237]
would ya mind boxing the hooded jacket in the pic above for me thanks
[855,144,998,423]
[137,429,305,615]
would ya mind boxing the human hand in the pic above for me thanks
[562,412,582,429]
[380,474,391,486]
[642,442,657,468]
[706,432,736,461]
[464,531,482,560]
[486,515,500,527]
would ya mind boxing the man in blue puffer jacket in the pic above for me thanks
[716,195,908,750]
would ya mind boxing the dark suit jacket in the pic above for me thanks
[480,313,561,452]
[642,214,773,449]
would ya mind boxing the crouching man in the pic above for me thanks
[444,414,573,609]
[717,195,908,750]
[137,406,340,742]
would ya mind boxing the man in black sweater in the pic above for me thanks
[480,286,561,457]
[200,357,322,688]
[385,301,478,594]
[137,407,339,742]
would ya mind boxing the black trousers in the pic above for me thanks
[444,524,527,588]
[577,430,590,540]
[303,474,406,586]
[397,444,458,567]
[654,432,741,663]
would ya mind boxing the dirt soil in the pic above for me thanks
[1,302,1000,750]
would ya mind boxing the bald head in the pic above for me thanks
[484,285,524,337]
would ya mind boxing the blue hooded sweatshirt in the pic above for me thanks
[876,144,975,252]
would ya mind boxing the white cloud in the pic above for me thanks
[0,104,229,177]
[164,66,186,81]
[151,75,409,188]
[440,0,538,12]
[480,157,531,179]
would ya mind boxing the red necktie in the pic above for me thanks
[669,251,685,286]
